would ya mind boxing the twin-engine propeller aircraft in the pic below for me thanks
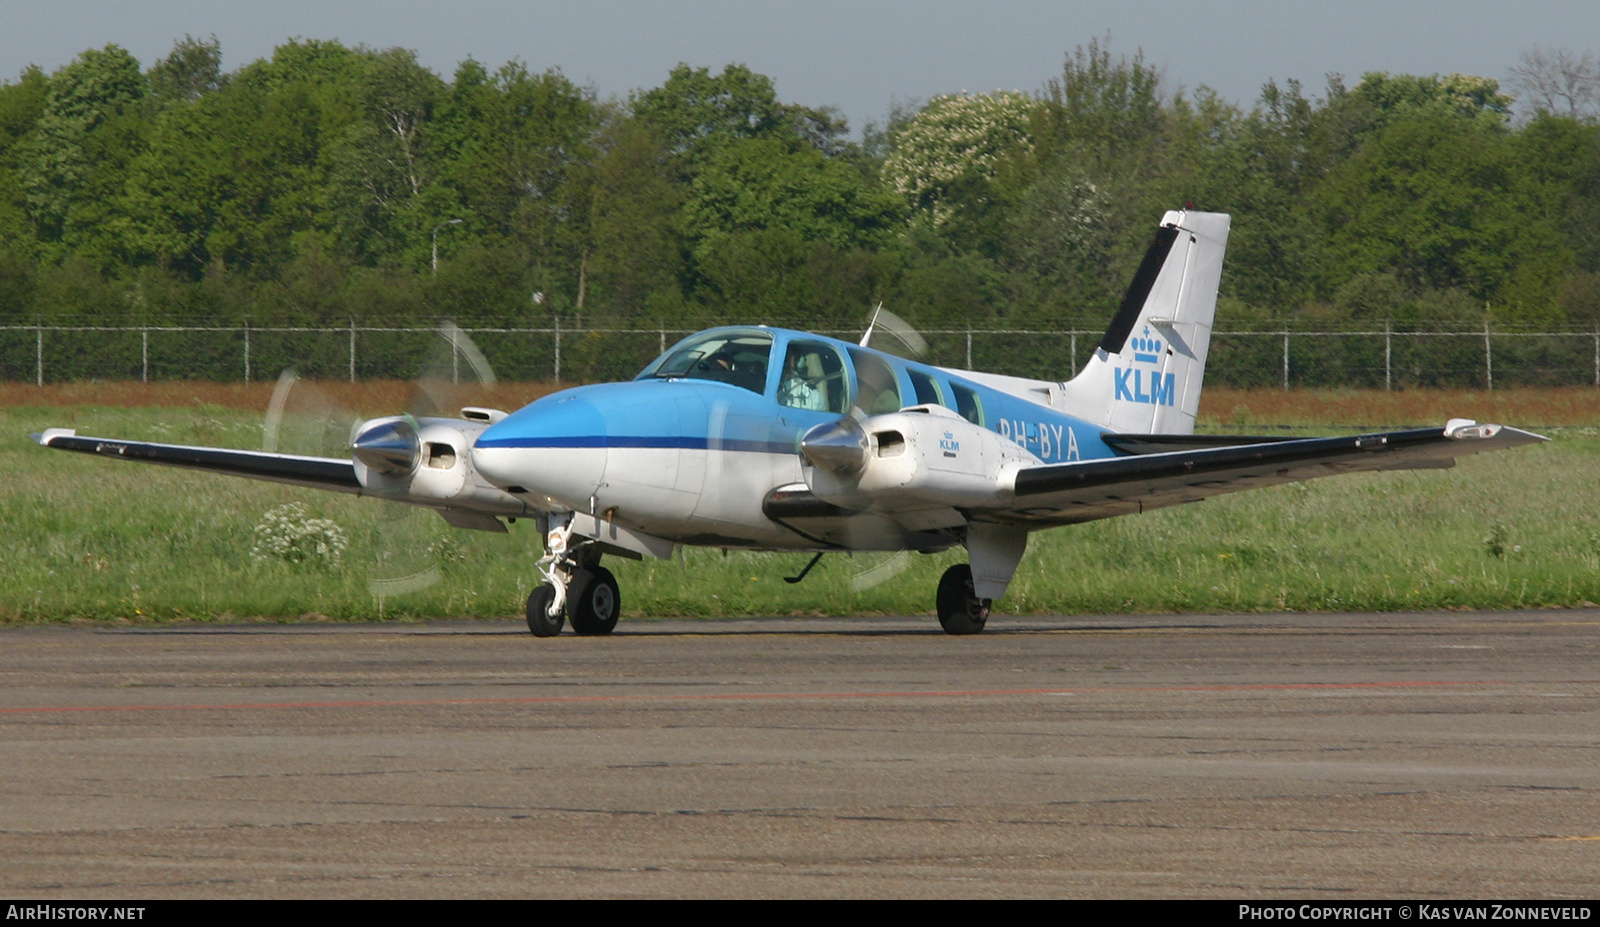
[34,210,1543,635]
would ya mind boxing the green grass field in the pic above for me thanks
[4,392,1597,624]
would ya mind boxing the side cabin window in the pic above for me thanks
[848,348,903,415]
[641,330,773,395]
[778,341,848,414]
[948,382,983,425]
[907,369,943,407]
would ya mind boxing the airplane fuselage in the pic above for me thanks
[471,326,1119,551]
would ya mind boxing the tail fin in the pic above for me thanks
[1055,210,1230,435]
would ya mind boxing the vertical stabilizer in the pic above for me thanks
[1055,210,1230,435]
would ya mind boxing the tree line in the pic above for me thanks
[1,35,1598,342]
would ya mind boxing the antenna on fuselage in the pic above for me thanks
[859,302,884,347]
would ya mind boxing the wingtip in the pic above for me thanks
[1443,419,1548,445]
[32,427,76,446]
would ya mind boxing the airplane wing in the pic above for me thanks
[33,425,532,532]
[987,422,1546,527]
[32,429,362,493]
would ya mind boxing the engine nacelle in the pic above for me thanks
[804,405,1034,509]
[352,415,529,525]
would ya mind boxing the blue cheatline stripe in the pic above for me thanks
[476,435,796,455]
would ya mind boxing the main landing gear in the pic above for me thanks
[526,522,621,637]
[936,563,990,635]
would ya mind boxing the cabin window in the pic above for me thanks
[848,349,903,415]
[642,330,773,394]
[778,341,847,413]
[949,382,983,425]
[907,370,943,406]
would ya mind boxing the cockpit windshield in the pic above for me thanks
[638,329,773,394]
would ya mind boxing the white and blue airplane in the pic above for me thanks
[33,211,1543,635]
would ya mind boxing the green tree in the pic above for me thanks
[682,135,902,320]
[325,47,448,265]
[1037,37,1166,174]
[1354,71,1513,130]
[124,40,367,281]
[881,91,1037,229]
[0,65,47,269]
[146,35,223,108]
[686,135,902,258]
[1316,112,1567,319]
[632,63,790,164]
[574,114,686,319]
[22,45,147,262]
[454,63,597,310]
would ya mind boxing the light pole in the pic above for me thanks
[432,219,463,277]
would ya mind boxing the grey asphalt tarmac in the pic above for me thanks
[1,611,1597,899]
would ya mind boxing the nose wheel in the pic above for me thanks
[525,583,565,637]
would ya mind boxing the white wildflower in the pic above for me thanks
[250,502,348,569]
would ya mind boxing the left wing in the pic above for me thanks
[31,427,529,531]
[33,429,363,493]
[985,422,1545,527]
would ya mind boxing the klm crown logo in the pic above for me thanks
[1130,327,1163,364]
[1114,327,1175,407]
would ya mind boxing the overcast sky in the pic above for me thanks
[3,1,1594,132]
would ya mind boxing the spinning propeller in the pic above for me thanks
[262,323,502,602]
[794,307,934,591]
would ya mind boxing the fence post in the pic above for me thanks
[349,321,356,383]
[1384,321,1391,392]
[553,316,561,385]
[1282,329,1290,391]
[450,323,459,384]
[243,323,251,384]
[1484,320,1492,391]
[965,329,972,370]
[1593,326,1597,388]
[35,323,42,387]
[142,328,148,383]
[1070,331,1077,377]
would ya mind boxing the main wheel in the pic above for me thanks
[936,564,990,635]
[526,583,565,637]
[569,566,620,636]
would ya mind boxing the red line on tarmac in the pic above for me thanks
[0,680,1500,716]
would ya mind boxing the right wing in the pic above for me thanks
[984,422,1545,527]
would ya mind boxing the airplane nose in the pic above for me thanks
[470,393,608,509]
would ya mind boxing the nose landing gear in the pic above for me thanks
[526,521,622,637]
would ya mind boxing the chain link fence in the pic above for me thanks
[4,322,1599,389]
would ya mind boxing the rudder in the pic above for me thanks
[1055,210,1231,435]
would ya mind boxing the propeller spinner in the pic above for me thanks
[799,416,868,476]
[352,418,421,477]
